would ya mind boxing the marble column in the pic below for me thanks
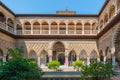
[90,24,92,34]
[31,24,33,34]
[37,57,40,67]
[3,55,6,63]
[104,56,106,64]
[49,24,51,34]
[77,56,79,60]
[65,56,68,67]
[87,57,90,65]
[112,54,116,66]
[58,24,59,34]
[97,57,100,62]
[66,23,68,34]
[14,21,17,34]
[6,18,8,30]
[82,23,84,35]
[74,24,76,34]
[40,24,42,34]
[49,56,52,62]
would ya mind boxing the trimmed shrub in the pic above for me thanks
[72,60,84,71]
[48,60,60,71]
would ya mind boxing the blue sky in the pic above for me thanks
[1,0,106,14]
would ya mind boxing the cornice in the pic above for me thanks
[0,1,15,16]
[98,0,110,16]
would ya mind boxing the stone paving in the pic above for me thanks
[111,75,120,80]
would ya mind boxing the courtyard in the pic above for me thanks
[0,0,120,80]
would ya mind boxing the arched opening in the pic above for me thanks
[29,50,37,62]
[58,53,65,65]
[92,22,98,34]
[16,24,22,34]
[52,42,65,65]
[7,18,14,33]
[79,50,87,65]
[68,50,76,66]
[0,49,3,65]
[84,22,90,34]
[51,22,58,34]
[117,0,120,10]
[76,22,82,34]
[24,22,31,34]
[114,28,120,67]
[104,13,108,24]
[90,50,97,62]
[105,47,112,62]
[100,20,104,30]
[0,12,6,23]
[109,5,115,19]
[42,22,49,34]
[99,50,104,62]
[40,50,49,66]
[68,22,75,34]
[59,22,66,34]
[33,22,40,34]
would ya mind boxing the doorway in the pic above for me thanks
[58,53,65,65]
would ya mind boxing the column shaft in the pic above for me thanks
[49,56,52,62]
[112,54,116,66]
[6,18,8,30]
[87,57,90,65]
[65,56,68,67]
[82,23,84,34]
[66,23,68,34]
[31,24,33,34]
[97,57,100,62]
[49,24,51,34]
[14,21,17,34]
[104,56,106,63]
[37,57,40,67]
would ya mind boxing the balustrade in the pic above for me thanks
[17,30,22,35]
[0,21,99,35]
[33,30,40,35]
[76,30,82,34]
[23,30,31,35]
[68,30,75,34]
[41,30,49,34]
[51,30,58,34]
[84,30,90,34]
[8,26,14,33]
[92,30,98,34]
[59,30,66,34]
[0,22,6,30]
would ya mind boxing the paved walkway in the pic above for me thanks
[111,75,120,80]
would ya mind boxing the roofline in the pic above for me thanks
[0,1,15,16]
[98,0,110,16]
[15,14,98,17]
[0,0,109,17]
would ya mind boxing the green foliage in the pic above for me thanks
[0,47,44,80]
[0,58,3,66]
[48,60,60,71]
[8,46,23,59]
[72,60,84,71]
[81,61,115,80]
